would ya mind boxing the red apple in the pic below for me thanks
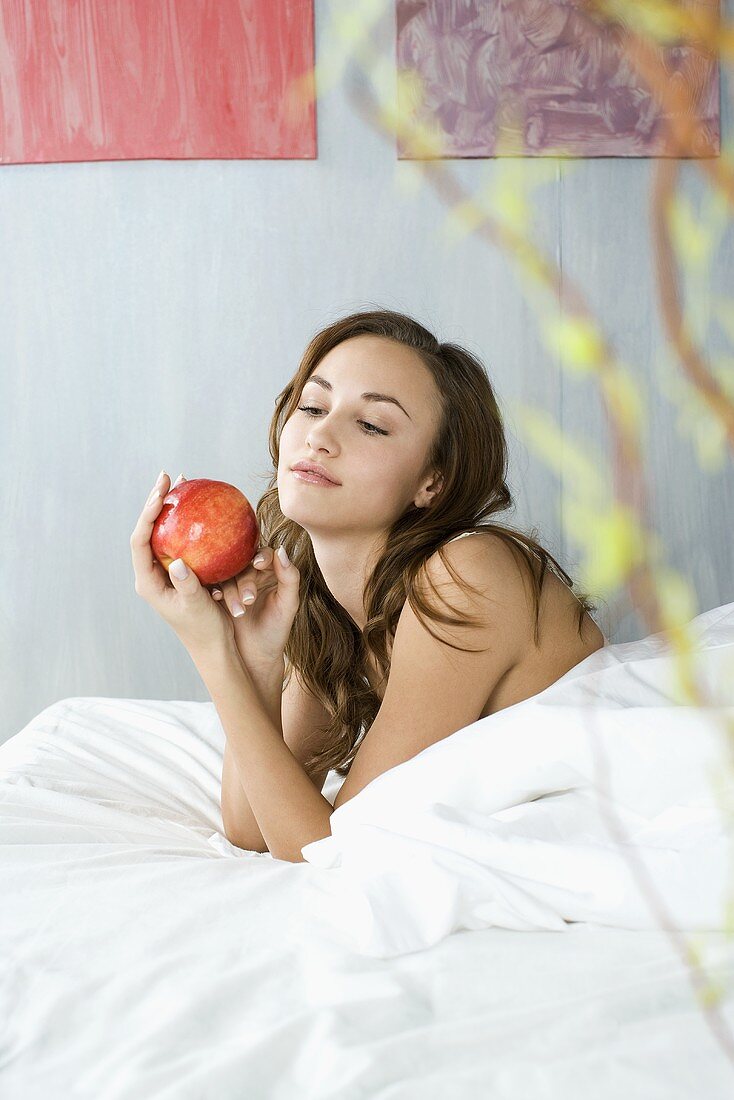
[151,478,260,586]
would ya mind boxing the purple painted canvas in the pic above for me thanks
[396,0,720,158]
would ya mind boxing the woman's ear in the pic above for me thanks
[414,471,444,509]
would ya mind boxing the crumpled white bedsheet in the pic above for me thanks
[2,609,734,1096]
[300,602,734,958]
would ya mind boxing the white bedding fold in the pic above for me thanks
[2,614,734,1094]
[300,603,734,958]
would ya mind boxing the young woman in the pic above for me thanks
[131,308,605,857]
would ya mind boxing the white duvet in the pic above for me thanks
[300,602,734,957]
[2,604,734,1096]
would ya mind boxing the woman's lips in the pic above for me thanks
[292,469,341,487]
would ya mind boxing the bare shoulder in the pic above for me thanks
[418,529,537,649]
[332,531,535,811]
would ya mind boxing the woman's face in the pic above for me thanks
[278,334,444,537]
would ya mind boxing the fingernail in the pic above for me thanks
[146,488,161,507]
[170,559,189,579]
[231,601,245,617]
[253,555,265,566]
[242,590,255,604]
[156,470,167,485]
[277,546,290,568]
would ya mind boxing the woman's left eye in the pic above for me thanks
[296,406,388,437]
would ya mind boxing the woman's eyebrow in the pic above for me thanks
[305,374,412,420]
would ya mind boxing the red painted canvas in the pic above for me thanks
[396,0,720,158]
[0,0,316,164]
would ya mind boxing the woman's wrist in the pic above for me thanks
[193,640,285,734]
[244,656,285,734]
[242,650,286,686]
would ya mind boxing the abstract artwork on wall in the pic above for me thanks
[0,0,316,165]
[396,0,720,158]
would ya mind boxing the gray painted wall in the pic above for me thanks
[2,2,732,746]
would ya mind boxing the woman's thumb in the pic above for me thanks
[275,545,294,572]
[274,545,299,602]
[168,557,202,596]
[274,545,299,624]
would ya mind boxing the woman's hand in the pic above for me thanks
[130,470,241,661]
[166,476,301,673]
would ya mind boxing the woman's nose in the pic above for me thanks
[306,427,335,449]
[307,439,333,454]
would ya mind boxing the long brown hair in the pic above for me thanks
[255,308,598,778]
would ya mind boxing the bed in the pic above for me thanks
[2,603,734,1098]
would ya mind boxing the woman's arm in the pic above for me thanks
[199,646,333,862]
[220,658,334,852]
[220,661,283,852]
[130,472,321,855]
